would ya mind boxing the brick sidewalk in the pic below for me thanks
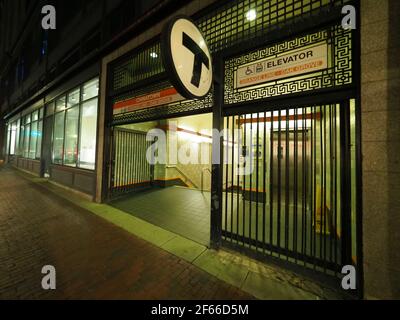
[0,166,253,300]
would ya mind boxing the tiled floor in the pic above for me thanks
[111,187,340,263]
[111,187,211,246]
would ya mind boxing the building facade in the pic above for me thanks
[1,0,400,300]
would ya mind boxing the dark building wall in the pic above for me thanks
[361,0,400,299]
[0,0,163,114]
[0,120,5,160]
[0,0,164,159]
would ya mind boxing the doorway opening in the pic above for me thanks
[109,113,213,246]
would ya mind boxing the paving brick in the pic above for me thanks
[0,166,253,300]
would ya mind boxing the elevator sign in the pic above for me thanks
[235,43,328,89]
[161,15,213,99]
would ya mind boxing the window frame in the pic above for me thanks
[50,77,99,171]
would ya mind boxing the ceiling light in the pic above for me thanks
[150,52,158,58]
[246,9,257,22]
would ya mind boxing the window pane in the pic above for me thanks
[53,112,65,164]
[82,78,99,101]
[25,114,31,124]
[24,124,30,158]
[55,96,66,112]
[64,106,79,167]
[39,107,44,119]
[15,120,20,155]
[36,121,43,159]
[32,110,39,122]
[6,126,11,155]
[79,98,98,170]
[29,121,38,159]
[67,88,80,108]
[19,125,25,156]
[46,102,55,116]
[10,128,16,155]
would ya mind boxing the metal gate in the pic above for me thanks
[109,127,153,198]
[221,102,356,274]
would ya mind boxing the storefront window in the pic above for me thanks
[24,124,30,158]
[36,120,43,159]
[79,98,98,170]
[9,78,99,168]
[19,125,25,156]
[39,107,44,120]
[64,106,79,166]
[53,111,65,164]
[15,120,20,155]
[67,88,80,108]
[32,110,39,122]
[82,78,99,101]
[55,96,66,112]
[29,121,38,159]
[25,114,31,124]
[6,125,10,156]
[46,101,55,117]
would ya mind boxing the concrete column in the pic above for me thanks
[361,0,400,299]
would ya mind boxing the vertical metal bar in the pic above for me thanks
[120,131,124,192]
[334,104,338,268]
[329,104,334,264]
[142,133,146,186]
[323,104,328,270]
[133,132,137,191]
[113,130,118,191]
[126,131,130,190]
[121,131,125,191]
[312,105,317,266]
[121,131,125,193]
[231,116,235,240]
[269,111,274,249]
[319,105,324,263]
[210,57,224,248]
[249,113,253,248]
[141,133,144,188]
[302,106,307,261]
[109,127,114,194]
[294,107,298,261]
[263,111,267,253]
[255,113,260,251]
[285,107,289,257]
[237,115,241,242]
[242,114,247,246]
[131,131,134,189]
[116,130,120,191]
[340,100,352,267]
[277,109,282,253]
[225,117,229,237]
[125,131,129,193]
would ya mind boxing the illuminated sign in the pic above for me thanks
[161,15,213,99]
[235,43,328,89]
[113,88,184,115]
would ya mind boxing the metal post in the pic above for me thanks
[340,100,352,267]
[210,55,223,249]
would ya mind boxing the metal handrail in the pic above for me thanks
[201,167,211,192]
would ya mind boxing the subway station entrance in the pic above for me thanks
[109,113,213,245]
[221,101,358,274]
[104,0,361,291]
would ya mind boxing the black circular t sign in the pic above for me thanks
[161,15,213,100]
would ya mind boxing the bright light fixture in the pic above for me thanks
[245,9,257,21]
[150,52,158,58]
